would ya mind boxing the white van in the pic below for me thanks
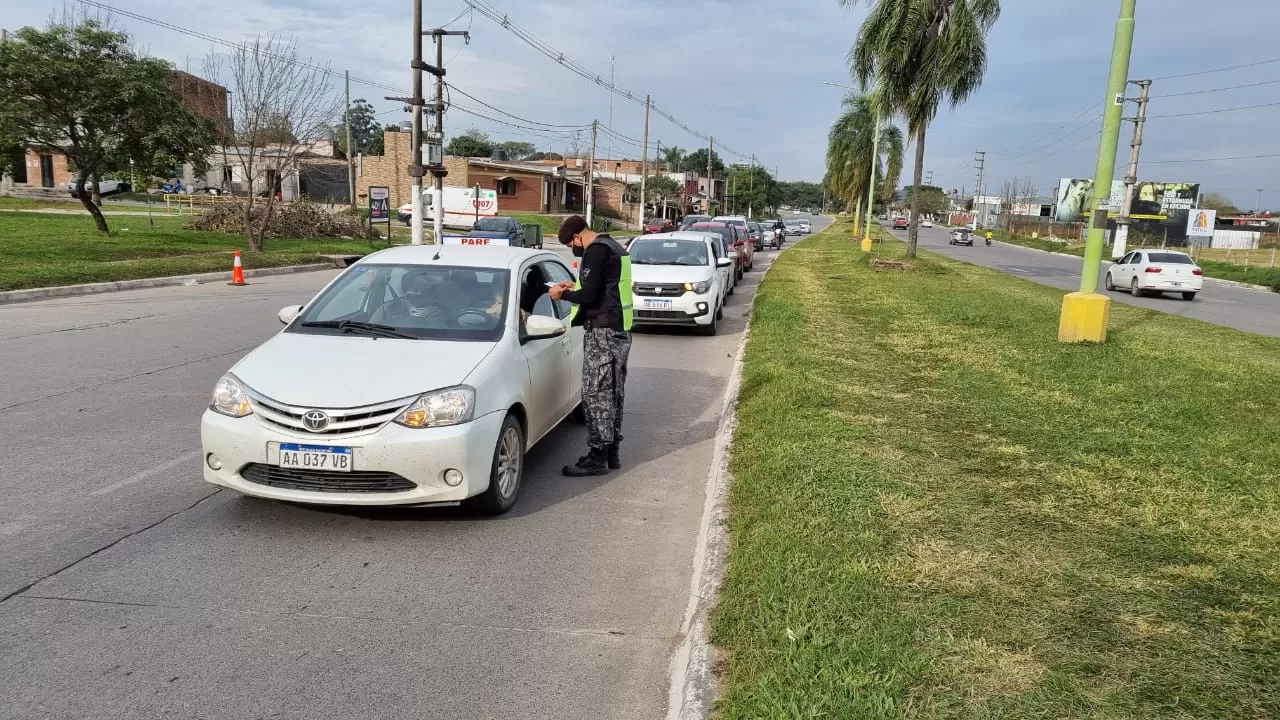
[398,186,499,229]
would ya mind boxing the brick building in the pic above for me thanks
[168,70,232,141]
[354,129,579,214]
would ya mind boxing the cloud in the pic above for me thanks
[6,0,1277,205]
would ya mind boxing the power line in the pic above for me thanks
[1147,100,1280,119]
[1151,56,1280,81]
[993,114,1102,167]
[1145,152,1280,164]
[461,0,751,160]
[443,83,591,129]
[1150,78,1280,98]
[74,0,406,95]
[988,101,1101,157]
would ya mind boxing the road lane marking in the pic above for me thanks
[91,451,202,496]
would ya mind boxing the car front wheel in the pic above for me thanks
[469,413,524,515]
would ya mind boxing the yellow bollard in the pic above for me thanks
[1058,292,1111,343]
[860,236,873,253]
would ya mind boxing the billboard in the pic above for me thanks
[1055,179,1200,237]
[1054,178,1124,222]
[1187,208,1216,238]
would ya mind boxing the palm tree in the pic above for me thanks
[826,94,903,231]
[844,0,1001,256]
[661,145,685,172]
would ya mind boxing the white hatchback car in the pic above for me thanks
[201,245,584,514]
[629,233,733,335]
[1104,249,1204,301]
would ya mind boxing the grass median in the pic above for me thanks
[711,221,1279,718]
[0,212,383,291]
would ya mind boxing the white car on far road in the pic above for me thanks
[797,219,812,234]
[201,245,585,514]
[1104,249,1204,300]
[629,233,732,335]
[921,219,934,228]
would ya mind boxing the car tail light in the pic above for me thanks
[1192,268,1204,275]
[1145,266,1163,273]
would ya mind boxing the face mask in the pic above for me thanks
[571,243,585,258]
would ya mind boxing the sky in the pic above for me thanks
[6,0,1280,209]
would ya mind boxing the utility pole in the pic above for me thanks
[862,110,881,250]
[638,94,650,228]
[607,54,615,165]
[586,120,598,225]
[345,70,355,212]
[425,26,470,244]
[1059,0,1137,344]
[409,0,426,246]
[1257,188,1265,214]
[973,151,986,228]
[707,136,714,214]
[925,170,934,185]
[750,153,756,218]
[1113,79,1151,259]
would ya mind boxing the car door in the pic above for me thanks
[711,235,733,290]
[1115,252,1138,286]
[540,259,583,418]
[517,262,572,439]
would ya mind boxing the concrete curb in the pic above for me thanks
[991,241,1275,293]
[666,233,800,720]
[0,263,336,306]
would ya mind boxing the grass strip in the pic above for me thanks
[0,212,380,291]
[711,220,1280,718]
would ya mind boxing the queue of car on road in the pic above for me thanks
[201,216,808,516]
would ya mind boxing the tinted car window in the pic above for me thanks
[473,217,516,232]
[1147,252,1194,264]
[629,239,710,266]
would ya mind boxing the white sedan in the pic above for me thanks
[629,233,733,335]
[921,219,934,228]
[200,245,584,513]
[1104,249,1204,301]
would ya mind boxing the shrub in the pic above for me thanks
[187,198,368,239]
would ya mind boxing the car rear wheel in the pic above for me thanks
[469,413,524,515]
[1131,278,1142,297]
[1104,273,1115,291]
[1182,291,1197,301]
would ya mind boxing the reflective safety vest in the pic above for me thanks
[568,237,633,331]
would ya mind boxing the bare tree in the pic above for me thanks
[567,130,584,159]
[205,36,340,251]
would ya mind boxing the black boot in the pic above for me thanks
[607,443,621,470]
[563,448,610,477]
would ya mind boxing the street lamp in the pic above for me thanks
[819,80,879,252]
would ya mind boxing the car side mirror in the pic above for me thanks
[522,314,566,342]
[716,257,732,268]
[278,305,302,325]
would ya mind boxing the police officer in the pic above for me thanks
[549,215,633,476]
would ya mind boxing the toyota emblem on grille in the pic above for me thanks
[302,410,330,432]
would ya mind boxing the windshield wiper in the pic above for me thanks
[299,320,415,339]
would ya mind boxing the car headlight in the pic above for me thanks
[684,280,713,294]
[210,374,253,418]
[394,385,476,428]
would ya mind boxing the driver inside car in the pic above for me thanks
[371,268,453,327]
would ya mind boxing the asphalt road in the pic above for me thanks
[0,214,830,720]
[896,223,1280,337]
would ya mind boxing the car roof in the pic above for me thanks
[713,215,748,221]
[354,244,556,270]
[636,231,716,243]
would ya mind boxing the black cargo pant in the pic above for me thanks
[582,325,632,451]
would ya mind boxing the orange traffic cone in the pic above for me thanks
[228,250,247,286]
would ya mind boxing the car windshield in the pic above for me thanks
[473,217,513,232]
[1147,252,1194,264]
[629,239,709,266]
[290,263,511,342]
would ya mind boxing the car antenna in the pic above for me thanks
[432,248,441,261]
